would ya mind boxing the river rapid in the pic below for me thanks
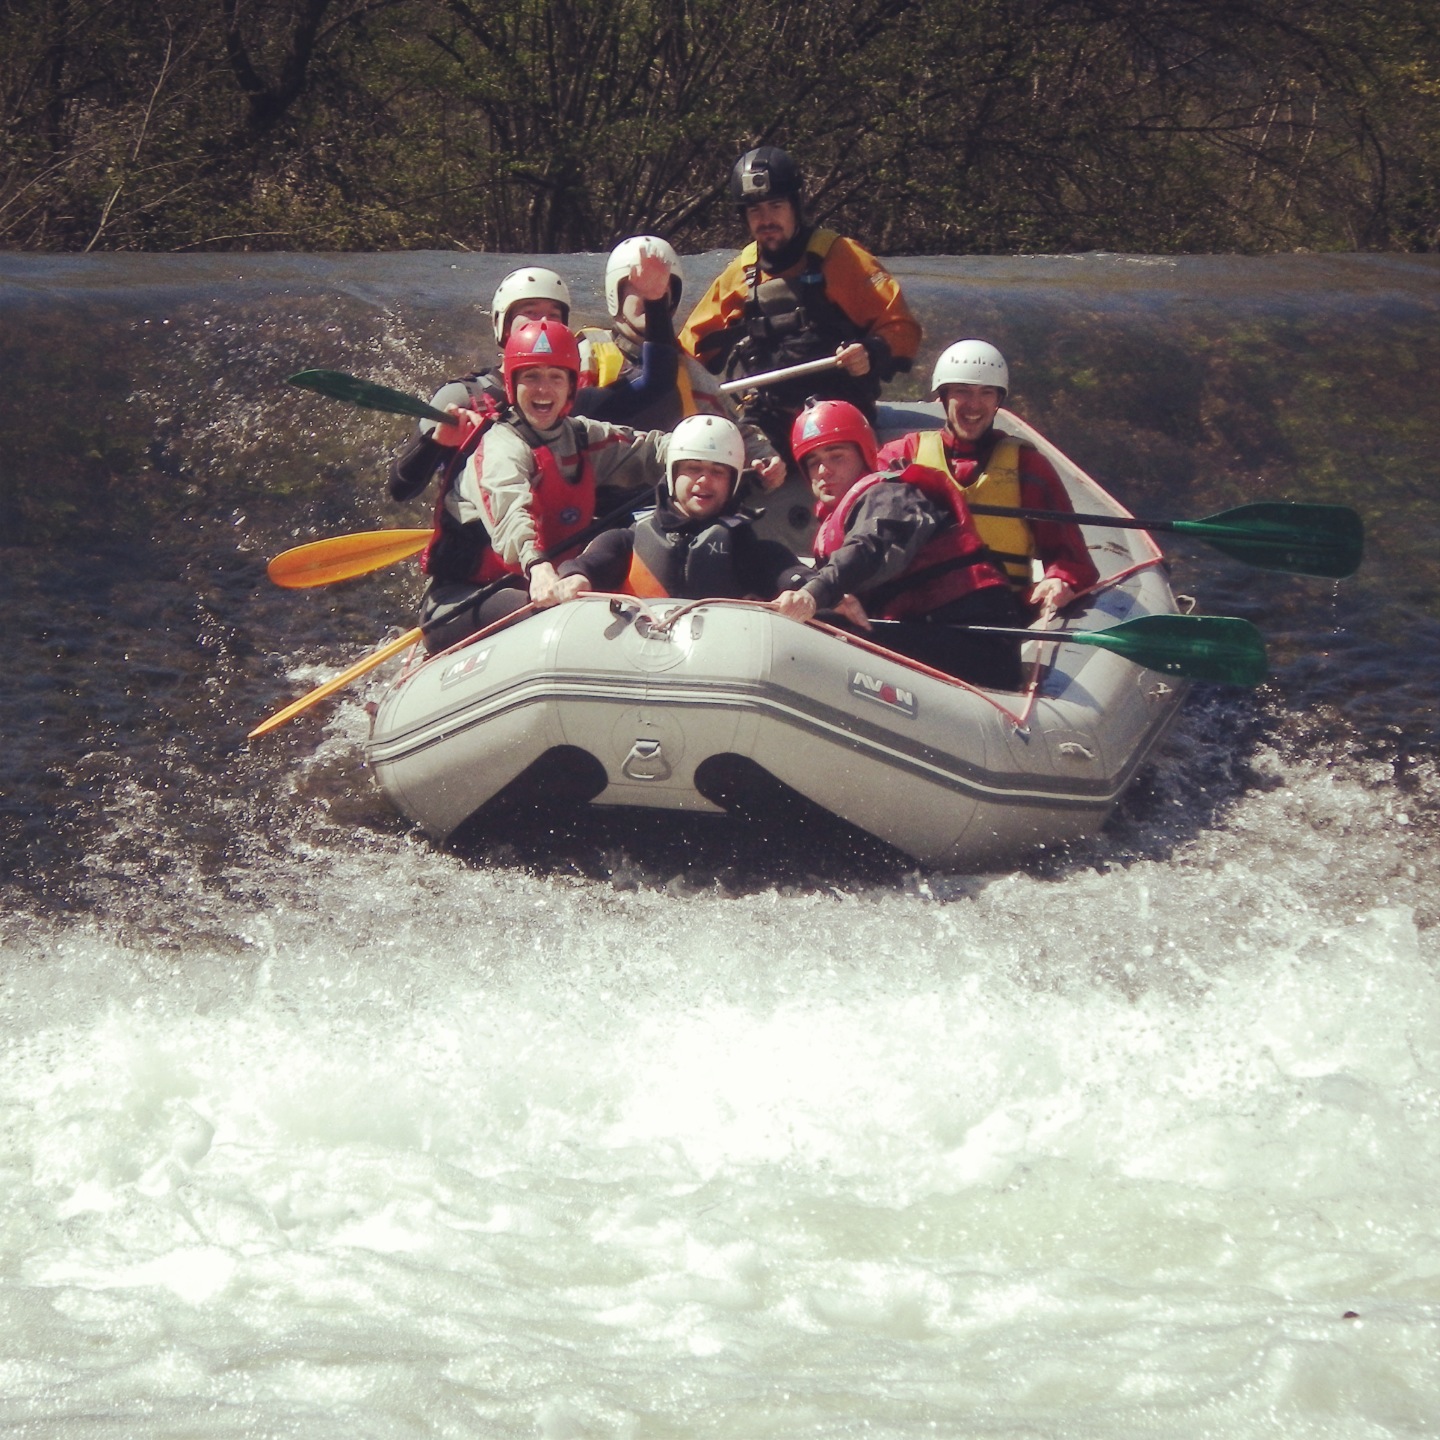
[1,250,1438,1438]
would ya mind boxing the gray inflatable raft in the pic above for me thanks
[365,410,1188,867]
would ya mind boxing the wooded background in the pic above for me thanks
[3,0,1436,255]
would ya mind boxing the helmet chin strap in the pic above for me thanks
[613,319,645,356]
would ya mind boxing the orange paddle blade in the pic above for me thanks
[248,627,423,739]
[266,529,432,588]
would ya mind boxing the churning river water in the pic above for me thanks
[1,250,1438,1438]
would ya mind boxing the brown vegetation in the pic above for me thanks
[2,0,1437,253]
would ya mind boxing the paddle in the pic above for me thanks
[967,500,1363,580]
[247,627,425,740]
[267,529,432,589]
[250,492,649,737]
[867,613,1268,686]
[719,355,843,395]
[288,368,454,424]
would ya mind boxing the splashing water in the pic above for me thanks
[1,251,1438,1437]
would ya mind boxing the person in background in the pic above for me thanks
[417,318,674,653]
[679,147,921,464]
[876,339,1098,617]
[550,414,801,603]
[772,400,1027,689]
[577,236,787,495]
[388,255,678,504]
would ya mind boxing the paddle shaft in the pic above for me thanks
[720,355,843,394]
[971,502,1250,536]
[968,498,1361,578]
[247,627,424,739]
[968,499,1360,547]
[249,563,539,740]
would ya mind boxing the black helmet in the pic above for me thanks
[728,147,802,208]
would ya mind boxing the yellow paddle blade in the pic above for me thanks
[266,529,432,588]
[248,627,423,739]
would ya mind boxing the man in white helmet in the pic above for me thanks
[878,339,1098,615]
[387,256,681,504]
[578,236,786,494]
[548,414,801,602]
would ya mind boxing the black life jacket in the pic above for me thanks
[624,511,751,600]
[813,463,1004,620]
[723,229,879,417]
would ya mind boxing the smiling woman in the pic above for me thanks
[511,365,574,430]
[413,317,676,649]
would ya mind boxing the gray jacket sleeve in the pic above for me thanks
[458,419,671,575]
[455,423,539,569]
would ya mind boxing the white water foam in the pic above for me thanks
[2,742,1437,1439]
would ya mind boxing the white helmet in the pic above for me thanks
[929,339,1009,398]
[491,267,571,343]
[666,414,745,498]
[604,235,684,319]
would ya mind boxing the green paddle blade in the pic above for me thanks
[288,369,451,424]
[967,499,1364,580]
[1071,614,1268,685]
[1174,503,1363,579]
[870,613,1269,686]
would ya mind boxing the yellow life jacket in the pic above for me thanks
[675,360,697,417]
[578,331,626,387]
[915,431,1034,584]
[580,330,698,416]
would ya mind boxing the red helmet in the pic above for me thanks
[790,400,879,473]
[502,318,582,411]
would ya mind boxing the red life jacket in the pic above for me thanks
[422,419,596,584]
[812,462,1004,619]
[420,394,501,578]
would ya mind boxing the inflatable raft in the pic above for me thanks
[364,407,1188,868]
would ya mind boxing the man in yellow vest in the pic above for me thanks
[678,148,921,466]
[878,340,1098,616]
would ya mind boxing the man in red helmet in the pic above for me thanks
[772,400,1027,688]
[419,318,676,652]
[678,147,921,465]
